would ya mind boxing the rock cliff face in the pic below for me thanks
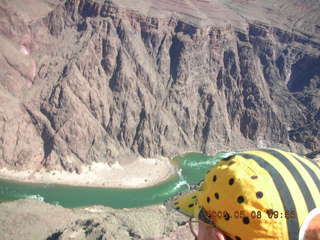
[0,0,319,172]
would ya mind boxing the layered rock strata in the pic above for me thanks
[0,0,319,172]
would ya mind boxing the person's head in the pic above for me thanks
[171,148,320,240]
[299,208,320,240]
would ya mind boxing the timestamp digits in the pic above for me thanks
[266,210,296,219]
[208,210,262,219]
[207,210,296,220]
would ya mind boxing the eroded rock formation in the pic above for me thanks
[0,0,319,172]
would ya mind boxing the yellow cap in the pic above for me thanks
[171,149,320,240]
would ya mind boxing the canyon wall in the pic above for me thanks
[0,0,319,172]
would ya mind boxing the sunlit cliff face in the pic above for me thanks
[0,0,319,172]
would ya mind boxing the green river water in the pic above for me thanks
[0,152,229,209]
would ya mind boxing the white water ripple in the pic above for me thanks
[24,194,44,202]
[176,168,190,190]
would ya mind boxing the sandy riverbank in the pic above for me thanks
[0,157,177,188]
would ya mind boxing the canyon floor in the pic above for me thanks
[0,199,193,240]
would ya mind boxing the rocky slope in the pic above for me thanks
[0,0,319,172]
[0,199,190,240]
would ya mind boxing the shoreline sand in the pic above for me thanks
[0,157,178,189]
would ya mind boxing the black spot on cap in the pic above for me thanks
[226,236,234,240]
[192,195,197,199]
[215,193,219,199]
[188,203,194,208]
[251,175,258,179]
[235,236,242,240]
[243,217,250,224]
[229,178,234,185]
[228,161,235,166]
[237,196,245,203]
[207,196,211,203]
[213,175,217,182]
[256,191,263,199]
